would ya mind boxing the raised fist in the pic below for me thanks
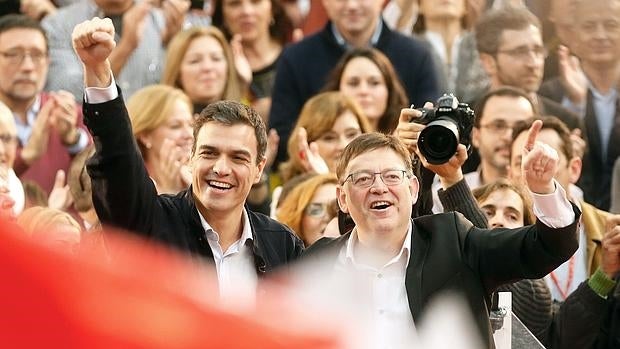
[72,17,116,68]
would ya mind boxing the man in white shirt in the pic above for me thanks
[306,126,579,348]
[71,18,303,303]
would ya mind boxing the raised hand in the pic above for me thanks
[297,127,329,175]
[602,215,620,279]
[161,0,190,45]
[120,1,151,49]
[230,34,252,87]
[152,138,187,194]
[49,91,79,145]
[20,0,56,20]
[72,17,116,87]
[558,45,587,106]
[48,169,74,211]
[521,120,559,194]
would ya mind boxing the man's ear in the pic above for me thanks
[472,127,481,149]
[253,157,267,184]
[479,52,497,78]
[336,185,349,214]
[409,175,419,205]
[568,156,582,185]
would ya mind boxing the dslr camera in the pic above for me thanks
[412,94,475,165]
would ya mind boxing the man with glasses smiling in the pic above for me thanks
[0,14,90,195]
[474,5,580,131]
[306,130,580,349]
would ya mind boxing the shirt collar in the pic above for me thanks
[587,79,618,102]
[344,219,413,268]
[13,95,41,128]
[331,18,383,49]
[198,208,254,244]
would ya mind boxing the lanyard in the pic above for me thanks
[549,255,575,300]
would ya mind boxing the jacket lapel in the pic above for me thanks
[405,220,429,323]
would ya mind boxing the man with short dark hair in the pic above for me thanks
[474,5,580,130]
[72,18,302,300]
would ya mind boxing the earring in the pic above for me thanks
[145,142,152,149]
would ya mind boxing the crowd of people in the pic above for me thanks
[0,0,619,348]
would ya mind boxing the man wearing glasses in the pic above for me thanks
[306,130,580,349]
[0,14,89,195]
[474,6,580,131]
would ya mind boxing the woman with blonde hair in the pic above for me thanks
[17,206,81,254]
[161,26,248,113]
[127,85,194,194]
[279,92,372,183]
[276,173,339,246]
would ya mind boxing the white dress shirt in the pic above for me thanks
[334,223,417,349]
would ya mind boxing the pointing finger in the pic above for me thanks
[524,119,542,152]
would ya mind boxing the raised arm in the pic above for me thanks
[73,18,161,235]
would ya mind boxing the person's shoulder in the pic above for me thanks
[304,234,349,257]
[538,95,581,129]
[413,212,474,233]
[247,209,297,237]
[281,29,331,58]
[379,25,433,54]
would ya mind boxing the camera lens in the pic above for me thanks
[418,118,459,165]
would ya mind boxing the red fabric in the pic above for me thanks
[0,221,340,349]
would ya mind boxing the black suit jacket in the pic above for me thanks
[82,90,303,275]
[305,209,580,348]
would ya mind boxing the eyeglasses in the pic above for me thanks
[496,45,548,60]
[343,169,409,188]
[479,120,515,133]
[0,49,48,66]
[0,134,17,146]
[304,200,339,218]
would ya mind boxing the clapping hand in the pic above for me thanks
[297,127,328,174]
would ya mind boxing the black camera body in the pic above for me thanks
[413,94,475,165]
